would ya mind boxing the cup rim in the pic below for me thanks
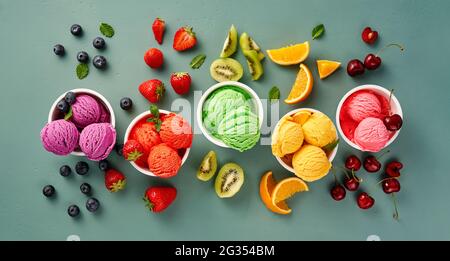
[123,110,191,177]
[335,84,403,152]
[196,81,264,149]
[47,88,116,157]
[273,108,339,174]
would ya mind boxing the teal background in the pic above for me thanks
[1,0,449,240]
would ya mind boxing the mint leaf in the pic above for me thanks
[150,104,159,118]
[312,24,325,40]
[99,23,115,38]
[76,63,89,79]
[190,54,206,69]
[154,119,162,132]
[323,139,339,153]
[64,106,73,121]
[269,86,280,103]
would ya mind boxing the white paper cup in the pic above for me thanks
[196,81,264,149]
[335,84,403,152]
[273,108,339,174]
[124,110,191,177]
[47,88,115,156]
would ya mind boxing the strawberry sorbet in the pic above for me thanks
[160,114,193,149]
[148,143,181,178]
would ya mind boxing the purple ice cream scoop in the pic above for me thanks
[71,94,102,128]
[79,123,116,161]
[99,103,110,123]
[40,119,80,155]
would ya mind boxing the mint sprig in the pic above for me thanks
[323,139,339,153]
[100,23,115,38]
[190,54,206,69]
[269,86,280,103]
[312,24,325,40]
[76,63,89,80]
[147,104,162,132]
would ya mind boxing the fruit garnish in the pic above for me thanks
[86,198,100,212]
[259,171,291,215]
[123,139,145,161]
[147,104,162,131]
[220,25,238,58]
[67,205,80,217]
[384,114,403,131]
[105,169,126,192]
[173,26,197,51]
[291,110,311,125]
[139,79,165,103]
[99,22,115,38]
[330,184,346,201]
[240,32,265,60]
[346,59,365,77]
[59,165,72,177]
[312,24,325,40]
[170,72,191,95]
[77,51,89,63]
[53,44,65,56]
[284,63,313,104]
[209,58,243,82]
[197,151,218,181]
[361,27,378,44]
[120,97,133,110]
[93,55,107,69]
[70,24,83,36]
[243,49,264,80]
[363,150,390,173]
[271,177,308,206]
[43,185,55,198]
[98,159,110,171]
[215,163,244,198]
[75,161,89,175]
[80,183,91,195]
[357,192,375,209]
[143,186,177,213]
[316,60,341,79]
[386,161,403,177]
[93,37,106,49]
[190,54,206,69]
[76,63,89,79]
[364,43,405,70]
[322,139,339,153]
[152,18,165,44]
[267,41,310,65]
[144,48,164,69]
[345,155,361,171]
[64,106,73,121]
[344,175,360,191]
[268,86,280,103]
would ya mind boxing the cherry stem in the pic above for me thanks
[376,149,390,160]
[351,169,363,183]
[336,166,351,179]
[376,43,405,57]
[374,177,397,187]
[331,168,339,184]
[392,193,399,221]
[388,89,395,115]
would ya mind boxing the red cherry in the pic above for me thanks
[384,114,403,131]
[364,54,382,70]
[386,161,403,177]
[344,177,360,191]
[363,156,381,173]
[382,178,401,194]
[362,27,378,44]
[345,155,361,171]
[330,184,346,201]
[357,192,375,209]
[347,59,365,77]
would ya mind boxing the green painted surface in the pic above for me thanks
[0,0,449,240]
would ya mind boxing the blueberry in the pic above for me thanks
[115,144,124,156]
[93,55,107,69]
[57,100,70,113]
[75,161,89,175]
[86,198,100,212]
[59,165,72,177]
[43,185,55,197]
[68,205,80,217]
[53,44,65,56]
[120,97,133,111]
[93,37,106,49]
[64,92,77,105]
[80,183,92,195]
[99,159,109,171]
[77,51,89,63]
[70,24,83,36]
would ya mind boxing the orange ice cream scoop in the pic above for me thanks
[160,114,193,149]
[148,143,181,178]
[131,122,162,152]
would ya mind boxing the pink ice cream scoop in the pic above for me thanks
[98,103,110,123]
[40,119,80,155]
[160,114,193,149]
[71,94,102,128]
[79,123,116,161]
[354,117,390,152]
[346,91,381,122]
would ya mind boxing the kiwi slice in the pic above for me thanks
[240,32,265,61]
[243,50,263,81]
[197,151,218,181]
[210,58,244,82]
[215,163,244,198]
[220,25,238,58]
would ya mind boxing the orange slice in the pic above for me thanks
[271,177,309,206]
[284,64,314,104]
[317,60,341,79]
[259,171,291,215]
[291,110,312,125]
[267,42,310,65]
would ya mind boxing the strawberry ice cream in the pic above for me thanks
[346,92,381,122]
[131,122,161,152]
[71,94,102,128]
[354,117,390,152]
[40,119,79,155]
[148,143,181,178]
[160,114,193,149]
[79,123,116,161]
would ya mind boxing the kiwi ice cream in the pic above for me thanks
[202,86,260,152]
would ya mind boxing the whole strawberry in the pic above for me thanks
[105,169,126,192]
[152,18,165,45]
[170,72,191,95]
[173,26,197,51]
[143,186,177,213]
[139,79,165,103]
[144,48,164,69]
[123,139,145,161]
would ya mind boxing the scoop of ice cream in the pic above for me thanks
[79,123,116,161]
[71,94,102,128]
[160,114,193,149]
[40,119,79,155]
[354,117,390,152]
[148,143,181,178]
[131,122,162,152]
[217,106,260,152]
[346,91,381,122]
[302,112,337,147]
[292,144,331,182]
[272,116,304,157]
[98,103,110,123]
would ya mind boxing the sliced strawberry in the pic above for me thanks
[152,18,165,45]
[173,26,197,51]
